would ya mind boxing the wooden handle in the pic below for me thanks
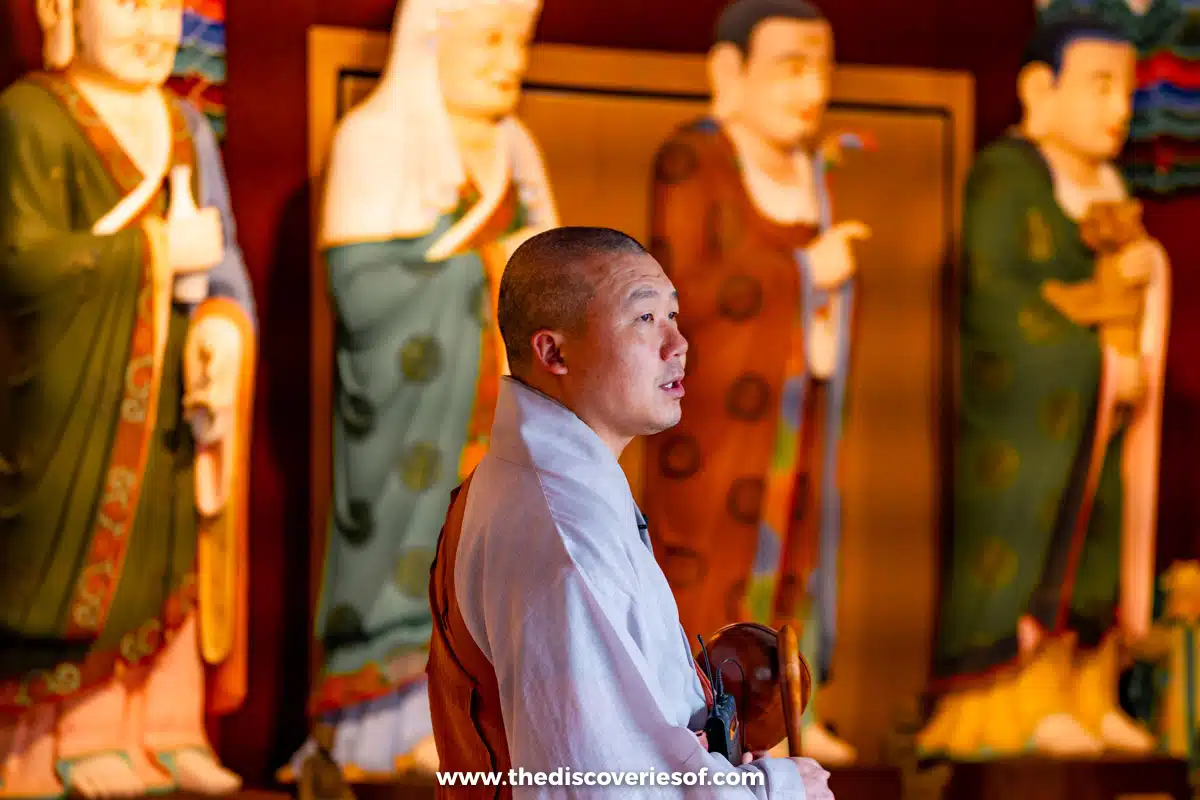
[777,623,809,757]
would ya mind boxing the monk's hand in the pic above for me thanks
[740,751,770,764]
[805,220,871,291]
[789,757,833,800]
[168,207,224,276]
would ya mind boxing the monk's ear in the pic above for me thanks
[1017,62,1055,138]
[708,43,746,121]
[530,330,568,375]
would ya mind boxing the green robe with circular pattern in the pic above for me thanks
[930,135,1125,689]
[311,193,527,715]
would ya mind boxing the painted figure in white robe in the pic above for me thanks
[291,0,558,778]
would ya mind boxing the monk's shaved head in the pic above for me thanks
[498,226,648,374]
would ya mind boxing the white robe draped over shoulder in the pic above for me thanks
[455,377,808,798]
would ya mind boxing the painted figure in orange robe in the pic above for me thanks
[0,0,255,796]
[643,0,867,763]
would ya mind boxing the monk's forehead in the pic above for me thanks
[590,253,673,301]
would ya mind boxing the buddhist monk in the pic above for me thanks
[426,226,833,798]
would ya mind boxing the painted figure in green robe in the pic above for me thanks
[917,16,1170,759]
[293,0,558,778]
[0,0,257,797]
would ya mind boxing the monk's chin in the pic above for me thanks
[646,409,683,435]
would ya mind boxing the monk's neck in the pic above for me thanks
[724,120,802,186]
[449,112,504,189]
[513,374,631,461]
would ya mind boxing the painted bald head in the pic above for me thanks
[497,225,688,453]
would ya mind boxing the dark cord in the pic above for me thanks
[718,658,748,734]
[718,657,745,683]
[697,635,716,691]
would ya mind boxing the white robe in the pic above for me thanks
[456,377,808,797]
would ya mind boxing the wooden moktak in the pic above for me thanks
[705,622,812,755]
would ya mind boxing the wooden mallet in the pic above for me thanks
[701,621,814,757]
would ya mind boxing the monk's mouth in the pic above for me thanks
[660,379,685,398]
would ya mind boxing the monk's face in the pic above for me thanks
[1043,38,1136,162]
[737,17,833,148]
[75,0,183,89]
[437,4,537,122]
[567,252,688,446]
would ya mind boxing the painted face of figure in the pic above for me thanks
[74,0,183,88]
[1046,38,1137,162]
[436,4,537,121]
[562,252,688,449]
[737,16,833,148]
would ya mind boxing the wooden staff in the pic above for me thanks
[777,622,808,757]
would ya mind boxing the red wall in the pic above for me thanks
[7,0,1200,785]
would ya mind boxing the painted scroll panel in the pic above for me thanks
[309,30,973,762]
[168,0,226,138]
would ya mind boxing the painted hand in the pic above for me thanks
[805,220,870,291]
[499,225,545,266]
[1115,239,1158,286]
[166,164,224,277]
[168,206,224,276]
[1112,351,1147,407]
[184,316,243,444]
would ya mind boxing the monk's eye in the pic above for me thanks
[639,313,653,323]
